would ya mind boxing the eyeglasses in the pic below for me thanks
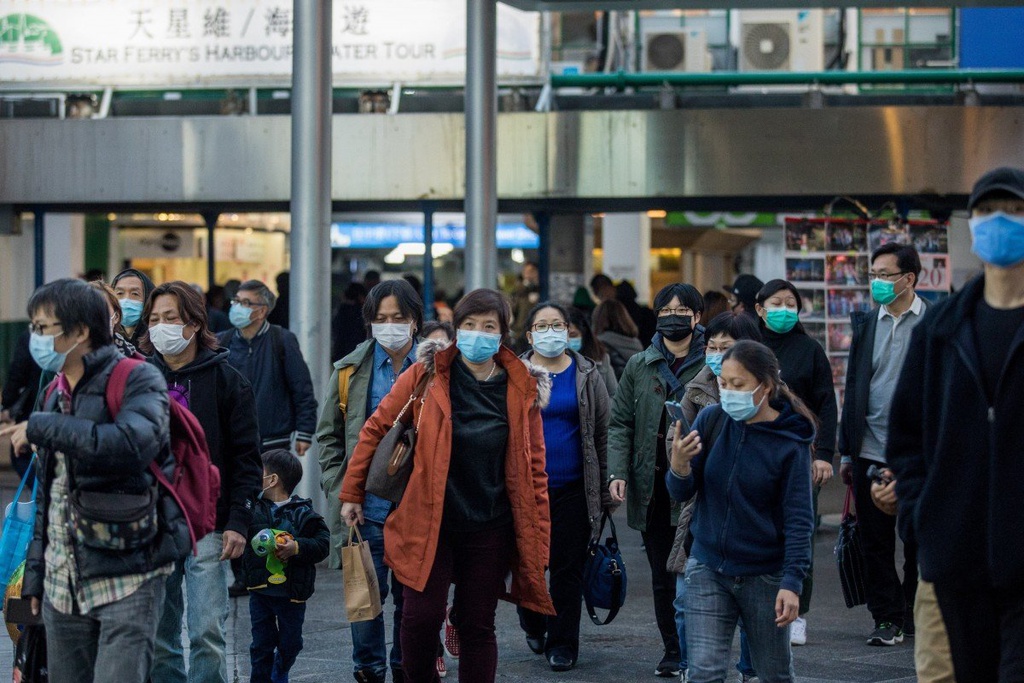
[657,306,694,317]
[867,271,906,281]
[231,297,268,308]
[532,322,567,333]
[28,322,62,335]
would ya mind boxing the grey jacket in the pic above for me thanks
[598,331,644,380]
[682,365,719,426]
[521,349,613,535]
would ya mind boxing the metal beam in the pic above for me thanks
[550,69,1024,89]
[290,0,332,501]
[33,210,44,288]
[465,0,498,291]
[503,0,1022,9]
[423,204,435,321]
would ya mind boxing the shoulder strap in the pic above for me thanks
[337,365,356,418]
[105,358,145,418]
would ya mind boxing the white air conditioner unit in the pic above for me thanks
[738,10,824,73]
[642,29,711,73]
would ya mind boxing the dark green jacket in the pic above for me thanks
[607,341,705,532]
[315,339,376,569]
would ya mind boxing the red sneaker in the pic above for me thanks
[436,656,447,679]
[444,607,460,659]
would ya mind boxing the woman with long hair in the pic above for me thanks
[568,307,618,396]
[518,301,611,671]
[592,299,644,381]
[753,279,837,646]
[668,340,816,682]
[339,289,554,682]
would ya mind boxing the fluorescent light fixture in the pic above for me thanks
[384,242,454,264]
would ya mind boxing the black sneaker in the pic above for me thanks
[867,622,904,646]
[903,617,915,638]
[228,580,247,598]
[654,655,681,677]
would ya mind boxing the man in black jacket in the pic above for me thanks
[1,279,190,683]
[142,281,262,683]
[888,167,1024,681]
[839,243,926,647]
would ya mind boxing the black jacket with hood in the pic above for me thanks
[111,268,155,348]
[887,276,1024,588]
[242,495,331,601]
[149,346,262,536]
[22,346,191,599]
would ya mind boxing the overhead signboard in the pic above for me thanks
[0,0,540,87]
[331,221,539,249]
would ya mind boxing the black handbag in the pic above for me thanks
[70,486,159,551]
[365,372,431,504]
[583,511,627,626]
[14,624,47,682]
[834,485,868,608]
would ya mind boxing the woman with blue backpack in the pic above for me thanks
[667,340,816,683]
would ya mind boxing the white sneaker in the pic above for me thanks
[790,616,807,646]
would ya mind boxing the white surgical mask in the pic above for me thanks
[149,323,194,356]
[372,323,413,351]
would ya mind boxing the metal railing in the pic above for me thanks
[549,68,1024,89]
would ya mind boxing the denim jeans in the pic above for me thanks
[673,574,690,670]
[249,592,307,683]
[350,520,403,677]
[152,532,230,683]
[43,574,166,683]
[683,559,794,683]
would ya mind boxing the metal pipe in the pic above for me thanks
[291,0,332,503]
[200,211,219,291]
[550,68,1024,89]
[464,0,498,291]
[423,205,435,321]
[33,210,44,288]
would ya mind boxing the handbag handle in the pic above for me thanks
[11,454,38,505]
[346,524,365,546]
[393,370,433,427]
[843,484,855,518]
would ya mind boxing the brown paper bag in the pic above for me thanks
[341,526,383,623]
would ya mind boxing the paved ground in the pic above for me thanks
[2,483,918,682]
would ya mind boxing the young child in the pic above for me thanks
[245,449,331,683]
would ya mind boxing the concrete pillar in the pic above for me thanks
[948,214,983,289]
[602,213,652,304]
[548,215,587,303]
[44,214,86,283]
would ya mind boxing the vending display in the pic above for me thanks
[783,217,951,408]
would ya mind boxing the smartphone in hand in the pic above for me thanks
[664,401,690,433]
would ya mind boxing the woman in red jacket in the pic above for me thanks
[340,288,555,682]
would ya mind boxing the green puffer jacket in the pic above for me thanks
[606,341,705,532]
[314,339,376,569]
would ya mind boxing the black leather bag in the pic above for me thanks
[365,372,431,504]
[583,511,627,626]
[835,485,868,608]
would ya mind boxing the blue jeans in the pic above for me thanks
[152,533,230,683]
[249,592,306,683]
[673,574,689,670]
[350,520,403,676]
[683,559,794,683]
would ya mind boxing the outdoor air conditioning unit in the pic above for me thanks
[642,29,711,73]
[738,10,824,72]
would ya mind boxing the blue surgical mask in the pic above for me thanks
[29,332,78,374]
[119,299,143,328]
[229,302,253,329]
[719,383,765,422]
[456,330,502,364]
[969,212,1024,268]
[531,328,569,358]
[705,353,724,377]
[568,337,583,353]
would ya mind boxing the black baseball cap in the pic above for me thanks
[725,274,764,309]
[968,167,1024,210]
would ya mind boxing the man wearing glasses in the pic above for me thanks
[839,243,924,647]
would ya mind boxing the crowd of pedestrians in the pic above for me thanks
[0,166,1023,683]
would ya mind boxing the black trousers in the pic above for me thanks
[519,481,592,662]
[641,470,681,659]
[933,581,1024,683]
[853,458,918,628]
